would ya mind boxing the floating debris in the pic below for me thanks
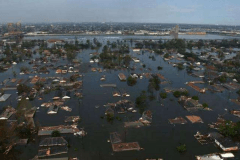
[65,116,80,123]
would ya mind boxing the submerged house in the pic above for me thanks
[178,96,202,110]
[209,132,238,152]
[0,106,16,120]
[0,94,11,102]
[53,90,62,100]
[47,105,59,114]
[62,91,70,99]
[140,110,152,124]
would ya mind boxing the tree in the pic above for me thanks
[202,103,208,108]
[136,91,148,114]
[148,75,160,91]
[164,53,170,58]
[106,113,114,123]
[67,52,77,61]
[123,55,131,67]
[186,65,194,73]
[127,76,137,86]
[17,84,31,95]
[173,91,181,98]
[160,92,167,99]
[177,64,184,70]
[35,82,44,91]
[192,96,199,101]
[20,66,30,72]
[237,89,240,96]
[177,144,187,153]
[12,71,17,78]
[218,74,227,83]
[157,66,163,70]
[219,121,239,137]
[51,130,61,137]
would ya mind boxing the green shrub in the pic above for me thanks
[192,96,199,100]
[177,144,186,153]
[160,92,167,99]
[202,103,208,108]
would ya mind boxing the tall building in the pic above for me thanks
[16,22,21,31]
[7,23,14,32]
[170,25,179,39]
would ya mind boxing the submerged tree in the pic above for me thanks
[127,76,137,86]
[176,144,187,153]
[136,91,148,114]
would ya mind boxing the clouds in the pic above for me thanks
[0,0,239,25]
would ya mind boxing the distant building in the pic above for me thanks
[170,25,179,39]
[7,23,14,32]
[16,22,21,31]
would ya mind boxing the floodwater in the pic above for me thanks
[0,36,240,160]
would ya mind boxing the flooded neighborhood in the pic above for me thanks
[0,30,239,160]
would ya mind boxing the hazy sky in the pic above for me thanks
[0,0,239,25]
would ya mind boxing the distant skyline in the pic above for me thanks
[0,0,240,25]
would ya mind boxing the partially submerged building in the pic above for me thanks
[39,137,68,147]
[169,117,187,124]
[38,125,80,136]
[0,106,16,120]
[209,132,238,152]
[0,94,11,102]
[186,115,203,123]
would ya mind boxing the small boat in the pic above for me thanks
[89,60,94,63]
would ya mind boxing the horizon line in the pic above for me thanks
[0,21,239,27]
